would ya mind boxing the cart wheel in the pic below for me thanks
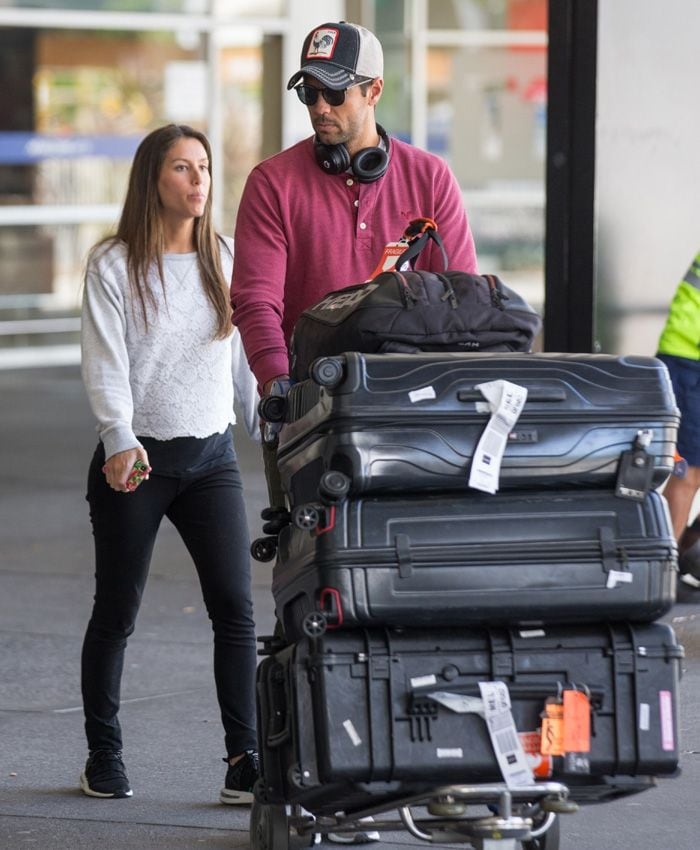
[251,537,277,562]
[289,830,319,850]
[541,797,578,814]
[250,799,290,850]
[318,470,351,504]
[310,356,344,388]
[292,504,321,531]
[302,611,327,638]
[522,813,560,850]
[427,796,466,816]
[287,804,319,849]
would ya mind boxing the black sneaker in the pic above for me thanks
[80,749,133,798]
[220,749,259,805]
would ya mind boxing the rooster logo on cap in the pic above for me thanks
[309,29,336,58]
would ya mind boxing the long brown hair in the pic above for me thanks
[92,124,232,339]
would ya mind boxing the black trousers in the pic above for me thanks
[81,444,256,758]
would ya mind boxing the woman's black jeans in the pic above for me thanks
[81,444,257,759]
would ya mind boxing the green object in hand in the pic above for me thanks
[126,459,150,491]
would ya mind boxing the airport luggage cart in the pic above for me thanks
[250,779,574,850]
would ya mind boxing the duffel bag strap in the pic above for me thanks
[395,217,449,271]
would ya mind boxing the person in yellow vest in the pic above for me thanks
[656,251,700,588]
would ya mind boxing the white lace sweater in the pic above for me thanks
[81,238,259,461]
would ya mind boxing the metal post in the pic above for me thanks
[544,0,598,352]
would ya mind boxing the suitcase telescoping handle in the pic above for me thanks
[457,387,567,403]
[264,662,293,748]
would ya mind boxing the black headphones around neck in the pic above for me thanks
[314,124,390,183]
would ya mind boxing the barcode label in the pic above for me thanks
[478,681,534,789]
[495,727,520,761]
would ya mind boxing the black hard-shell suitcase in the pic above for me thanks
[276,351,679,503]
[256,623,682,812]
[272,489,676,639]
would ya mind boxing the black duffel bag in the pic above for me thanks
[289,266,542,382]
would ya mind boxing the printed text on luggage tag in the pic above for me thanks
[367,241,411,280]
[469,381,528,494]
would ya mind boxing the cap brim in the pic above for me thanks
[286,63,356,91]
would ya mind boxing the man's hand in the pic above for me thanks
[263,374,291,397]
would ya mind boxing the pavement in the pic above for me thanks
[1,363,699,850]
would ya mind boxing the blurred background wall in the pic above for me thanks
[0,0,697,365]
[594,0,700,355]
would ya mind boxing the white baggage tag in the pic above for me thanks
[478,681,534,788]
[469,380,528,494]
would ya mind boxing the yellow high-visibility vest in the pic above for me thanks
[657,252,700,361]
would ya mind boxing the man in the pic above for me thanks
[656,251,700,589]
[231,21,478,508]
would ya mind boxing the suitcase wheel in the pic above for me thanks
[261,507,291,535]
[309,356,344,388]
[263,511,292,535]
[292,504,321,531]
[302,611,327,638]
[258,394,287,423]
[261,506,291,522]
[251,536,278,562]
[318,470,351,504]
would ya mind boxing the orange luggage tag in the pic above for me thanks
[366,217,443,280]
[540,686,592,773]
[562,687,591,753]
[562,686,592,773]
[540,696,565,756]
[366,240,411,280]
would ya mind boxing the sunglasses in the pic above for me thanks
[293,80,369,107]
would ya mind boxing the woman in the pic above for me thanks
[79,124,259,803]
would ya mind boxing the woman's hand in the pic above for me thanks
[102,447,151,493]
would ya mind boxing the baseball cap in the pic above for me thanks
[286,21,384,91]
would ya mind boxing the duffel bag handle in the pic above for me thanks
[395,217,449,271]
